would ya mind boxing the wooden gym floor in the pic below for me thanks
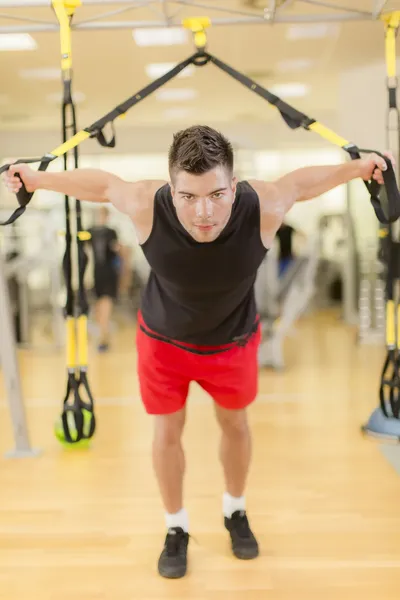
[1,309,400,600]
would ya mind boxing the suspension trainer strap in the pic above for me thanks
[378,12,400,419]
[52,0,96,443]
[1,13,399,225]
[0,51,203,226]
[205,51,400,224]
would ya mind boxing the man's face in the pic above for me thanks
[171,166,237,243]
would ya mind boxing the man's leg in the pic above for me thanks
[95,295,113,349]
[214,404,251,499]
[197,326,261,560]
[136,315,191,578]
[214,404,259,560]
[152,408,190,578]
[152,407,187,521]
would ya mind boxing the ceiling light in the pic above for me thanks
[133,27,188,47]
[156,88,198,102]
[145,62,194,79]
[269,83,310,98]
[277,59,314,72]
[46,91,86,104]
[286,24,339,40]
[20,67,61,80]
[0,33,37,51]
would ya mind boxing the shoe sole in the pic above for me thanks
[158,566,187,579]
[232,546,259,560]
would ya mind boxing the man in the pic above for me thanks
[88,206,120,352]
[2,125,390,579]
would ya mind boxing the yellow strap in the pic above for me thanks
[183,16,211,49]
[52,0,81,72]
[397,304,400,350]
[77,315,88,367]
[386,300,396,347]
[382,11,400,79]
[48,129,91,158]
[307,122,349,149]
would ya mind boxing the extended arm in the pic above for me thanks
[2,164,166,242]
[250,152,392,247]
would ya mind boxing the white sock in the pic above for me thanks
[165,508,189,532]
[223,492,246,519]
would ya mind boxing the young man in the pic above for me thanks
[2,125,390,579]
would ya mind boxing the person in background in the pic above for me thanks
[276,221,307,276]
[88,206,121,352]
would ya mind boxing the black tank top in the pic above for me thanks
[140,180,267,345]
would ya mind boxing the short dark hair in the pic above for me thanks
[168,125,234,180]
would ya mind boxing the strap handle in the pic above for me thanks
[0,158,52,225]
[346,146,400,224]
[58,371,96,444]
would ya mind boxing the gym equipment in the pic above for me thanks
[1,214,64,349]
[0,250,40,458]
[50,0,96,446]
[357,237,386,344]
[0,16,399,227]
[362,11,400,441]
[257,233,320,370]
[0,1,394,31]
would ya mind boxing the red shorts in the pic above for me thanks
[136,311,261,415]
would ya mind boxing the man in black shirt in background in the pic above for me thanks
[88,206,121,352]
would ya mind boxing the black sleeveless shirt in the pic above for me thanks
[140,180,267,345]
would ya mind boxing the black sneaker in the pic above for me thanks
[157,527,189,579]
[224,510,259,559]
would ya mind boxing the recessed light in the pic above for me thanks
[133,27,188,47]
[0,33,37,51]
[156,88,198,102]
[46,91,86,104]
[286,24,339,40]
[20,67,61,80]
[145,62,195,79]
[269,83,310,98]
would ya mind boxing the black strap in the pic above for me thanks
[0,157,52,225]
[208,53,400,224]
[2,49,399,225]
[207,53,313,131]
[86,52,202,147]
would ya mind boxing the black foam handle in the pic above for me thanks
[0,157,52,226]
[14,172,34,208]
[381,158,400,221]
[349,149,400,224]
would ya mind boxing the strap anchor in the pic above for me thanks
[183,17,211,50]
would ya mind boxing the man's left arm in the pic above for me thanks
[250,152,393,247]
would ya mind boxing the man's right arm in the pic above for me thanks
[2,164,166,242]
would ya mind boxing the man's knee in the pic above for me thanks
[215,406,249,438]
[154,409,186,446]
